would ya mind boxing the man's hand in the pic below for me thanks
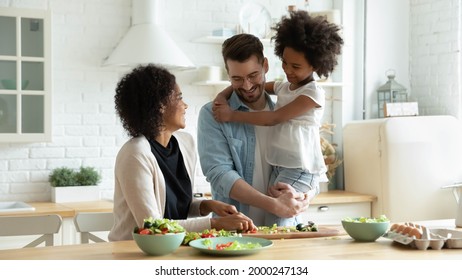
[271,188,310,218]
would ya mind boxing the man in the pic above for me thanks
[197,34,310,226]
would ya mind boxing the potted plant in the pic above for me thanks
[49,166,102,203]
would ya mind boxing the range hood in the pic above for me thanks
[103,0,195,70]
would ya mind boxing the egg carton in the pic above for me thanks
[383,228,462,250]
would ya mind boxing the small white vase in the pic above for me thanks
[51,186,100,203]
[320,182,329,193]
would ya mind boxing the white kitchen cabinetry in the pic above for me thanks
[0,8,52,142]
[301,191,375,225]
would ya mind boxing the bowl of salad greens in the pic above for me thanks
[132,217,185,256]
[341,215,390,242]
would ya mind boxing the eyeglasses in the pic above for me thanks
[229,71,263,87]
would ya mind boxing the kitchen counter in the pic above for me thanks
[0,219,460,260]
[0,200,114,218]
[0,191,374,218]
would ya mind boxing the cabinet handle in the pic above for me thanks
[318,206,329,212]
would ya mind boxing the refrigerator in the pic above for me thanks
[343,115,462,223]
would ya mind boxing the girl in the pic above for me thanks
[213,10,343,226]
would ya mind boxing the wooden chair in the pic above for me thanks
[0,214,62,248]
[73,212,113,243]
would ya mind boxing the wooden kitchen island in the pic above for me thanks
[1,220,461,260]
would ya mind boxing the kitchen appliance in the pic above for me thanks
[103,0,194,70]
[343,115,462,223]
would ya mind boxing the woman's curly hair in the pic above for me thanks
[272,10,344,79]
[114,64,176,140]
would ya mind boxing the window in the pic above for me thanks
[0,8,51,142]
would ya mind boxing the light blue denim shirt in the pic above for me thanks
[197,91,275,216]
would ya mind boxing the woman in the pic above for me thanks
[109,64,255,241]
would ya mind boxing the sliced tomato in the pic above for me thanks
[247,228,258,234]
[216,241,234,250]
[139,228,152,235]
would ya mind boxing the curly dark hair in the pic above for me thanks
[114,64,176,140]
[272,10,344,79]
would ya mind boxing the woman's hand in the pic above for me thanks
[200,199,238,216]
[211,212,256,232]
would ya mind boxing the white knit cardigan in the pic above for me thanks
[108,131,211,241]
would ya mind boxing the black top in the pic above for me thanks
[149,136,192,219]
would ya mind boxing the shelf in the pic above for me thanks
[317,82,343,87]
[192,80,343,88]
[192,80,230,86]
[192,35,272,46]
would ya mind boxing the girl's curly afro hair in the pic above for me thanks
[114,64,176,140]
[272,10,344,79]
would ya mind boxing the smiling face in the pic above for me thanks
[281,47,315,88]
[226,55,269,110]
[162,84,188,132]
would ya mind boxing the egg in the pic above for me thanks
[390,224,399,232]
[408,228,422,239]
[402,226,413,235]
[396,224,407,233]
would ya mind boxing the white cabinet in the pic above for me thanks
[301,191,375,225]
[302,202,371,225]
[0,7,52,142]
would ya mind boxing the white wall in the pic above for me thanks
[363,0,461,120]
[409,0,461,118]
[363,0,410,119]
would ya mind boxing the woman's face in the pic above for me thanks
[162,84,188,132]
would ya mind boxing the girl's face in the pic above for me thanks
[281,47,314,86]
[162,84,188,132]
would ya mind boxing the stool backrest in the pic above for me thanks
[0,214,62,248]
[73,212,113,243]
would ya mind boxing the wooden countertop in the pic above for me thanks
[0,219,460,260]
[0,191,374,218]
[0,200,113,218]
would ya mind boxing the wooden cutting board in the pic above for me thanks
[242,226,342,240]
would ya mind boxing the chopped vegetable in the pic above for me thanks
[342,215,389,223]
[182,228,241,245]
[214,240,262,250]
[134,217,185,235]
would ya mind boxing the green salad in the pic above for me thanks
[343,215,389,223]
[202,239,262,250]
[134,217,185,235]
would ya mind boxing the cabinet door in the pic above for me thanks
[0,8,51,142]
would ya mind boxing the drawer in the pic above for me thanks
[300,202,371,225]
